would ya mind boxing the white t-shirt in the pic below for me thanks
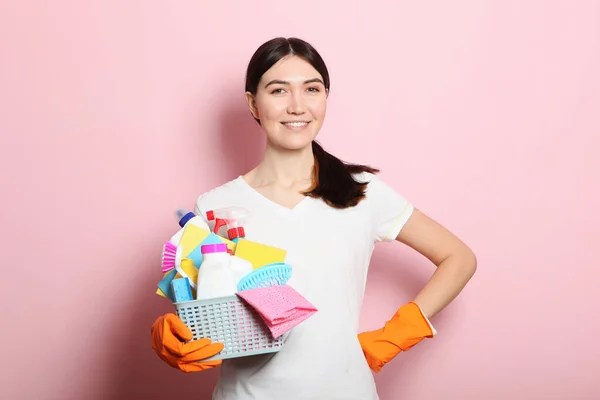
[192,172,414,400]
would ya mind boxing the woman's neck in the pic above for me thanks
[246,143,315,188]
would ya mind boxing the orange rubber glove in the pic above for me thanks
[358,302,435,373]
[151,313,224,373]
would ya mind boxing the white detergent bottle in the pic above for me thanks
[228,255,254,289]
[196,243,238,300]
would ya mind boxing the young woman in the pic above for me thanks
[151,37,477,399]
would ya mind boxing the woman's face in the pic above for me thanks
[246,55,328,151]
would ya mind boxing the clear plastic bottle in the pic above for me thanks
[206,206,251,242]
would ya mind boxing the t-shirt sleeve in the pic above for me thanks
[364,173,415,242]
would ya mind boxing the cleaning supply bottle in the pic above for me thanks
[175,208,195,227]
[228,255,254,287]
[195,243,238,300]
[168,208,211,249]
[175,208,211,231]
[206,206,250,243]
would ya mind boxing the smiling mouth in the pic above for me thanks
[281,121,310,128]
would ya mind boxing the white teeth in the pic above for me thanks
[284,122,308,127]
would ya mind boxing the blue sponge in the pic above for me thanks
[171,277,194,302]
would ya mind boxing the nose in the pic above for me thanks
[286,91,306,115]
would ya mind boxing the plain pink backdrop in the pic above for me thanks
[1,1,598,399]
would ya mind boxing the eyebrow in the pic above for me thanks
[264,78,325,88]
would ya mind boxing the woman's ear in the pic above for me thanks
[245,92,259,120]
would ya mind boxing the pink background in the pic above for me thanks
[1,1,598,399]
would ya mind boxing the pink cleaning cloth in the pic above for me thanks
[236,285,317,338]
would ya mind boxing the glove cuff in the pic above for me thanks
[382,302,436,351]
[409,302,437,336]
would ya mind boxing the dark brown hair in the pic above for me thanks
[245,37,379,208]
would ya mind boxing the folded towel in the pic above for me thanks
[236,285,317,338]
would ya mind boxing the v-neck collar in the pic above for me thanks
[236,175,312,216]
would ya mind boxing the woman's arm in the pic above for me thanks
[395,208,477,319]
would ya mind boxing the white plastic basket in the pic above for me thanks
[174,294,285,361]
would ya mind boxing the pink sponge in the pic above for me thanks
[236,285,317,339]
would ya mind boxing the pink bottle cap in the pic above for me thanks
[201,243,228,254]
